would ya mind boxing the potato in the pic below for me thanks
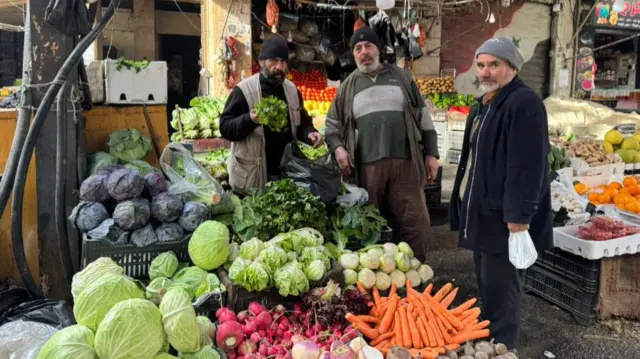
[494,343,508,356]
[445,350,459,359]
[474,353,489,359]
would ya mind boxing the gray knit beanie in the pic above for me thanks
[475,37,524,71]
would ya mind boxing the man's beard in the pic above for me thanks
[356,55,380,73]
[479,80,500,93]
[262,68,285,85]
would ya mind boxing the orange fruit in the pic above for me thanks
[616,201,627,209]
[609,182,623,190]
[620,187,630,195]
[629,185,640,195]
[588,192,600,202]
[627,201,640,213]
[604,188,619,197]
[624,177,638,187]
[598,194,611,204]
[574,183,587,195]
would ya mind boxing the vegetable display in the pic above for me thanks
[255,96,289,132]
[427,93,476,110]
[298,141,329,161]
[171,96,226,142]
[331,205,387,248]
[196,148,231,191]
[416,76,455,95]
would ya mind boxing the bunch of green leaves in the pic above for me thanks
[331,205,387,248]
[298,141,329,160]
[232,179,327,241]
[115,57,150,73]
[255,96,289,132]
[170,97,226,141]
[428,93,477,109]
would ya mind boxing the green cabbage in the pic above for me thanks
[224,242,240,270]
[228,257,250,281]
[197,316,215,347]
[124,159,158,175]
[368,247,385,258]
[179,346,221,359]
[160,288,201,352]
[379,254,396,273]
[394,252,411,272]
[88,151,119,175]
[71,257,124,300]
[339,252,359,270]
[195,273,221,298]
[36,325,97,359]
[299,246,331,271]
[155,354,179,359]
[188,221,230,270]
[359,252,380,270]
[95,299,165,359]
[358,268,376,289]
[256,245,288,273]
[172,266,208,298]
[397,242,414,258]
[267,227,324,254]
[235,260,271,292]
[274,261,309,297]
[74,274,144,331]
[108,128,152,162]
[146,277,173,304]
[239,238,265,261]
[150,251,179,280]
[304,259,325,281]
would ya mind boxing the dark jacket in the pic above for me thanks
[219,74,317,176]
[449,77,553,254]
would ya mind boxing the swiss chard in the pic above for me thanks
[331,205,387,247]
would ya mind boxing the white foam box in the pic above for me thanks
[553,225,640,260]
[104,59,168,105]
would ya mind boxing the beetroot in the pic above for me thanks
[216,307,238,324]
[249,302,267,316]
[238,339,257,355]
[216,321,244,350]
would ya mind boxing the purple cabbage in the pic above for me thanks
[68,201,109,233]
[178,201,210,232]
[151,193,184,223]
[144,172,168,197]
[112,198,151,231]
[131,224,158,247]
[79,174,110,203]
[107,168,144,201]
[155,222,186,242]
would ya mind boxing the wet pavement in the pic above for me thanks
[426,202,640,359]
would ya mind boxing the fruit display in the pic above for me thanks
[289,69,337,117]
[603,128,640,164]
[416,76,455,95]
[557,138,621,166]
[577,216,640,241]
[575,175,640,210]
[428,93,477,110]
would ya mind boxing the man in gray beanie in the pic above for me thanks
[449,37,552,351]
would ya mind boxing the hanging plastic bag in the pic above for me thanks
[335,184,369,208]
[0,320,58,359]
[44,0,91,36]
[280,142,341,203]
[508,231,538,269]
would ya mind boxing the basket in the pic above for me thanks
[535,248,600,293]
[81,235,191,279]
[524,263,598,326]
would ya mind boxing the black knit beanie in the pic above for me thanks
[258,37,289,61]
[350,26,381,50]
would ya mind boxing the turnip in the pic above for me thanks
[340,253,359,270]
[291,334,305,344]
[494,343,508,356]
[474,341,494,356]
[254,311,273,330]
[249,302,267,316]
[238,339,258,355]
[216,321,244,350]
[217,307,238,323]
[292,341,321,359]
[273,304,287,315]
[320,352,331,359]
[237,310,251,323]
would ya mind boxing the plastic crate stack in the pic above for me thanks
[0,30,22,86]
[523,247,600,326]
[447,114,465,164]
[432,111,448,162]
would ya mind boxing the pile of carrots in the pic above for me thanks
[346,281,489,359]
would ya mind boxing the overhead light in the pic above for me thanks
[376,0,394,10]
[489,12,496,24]
[613,0,625,12]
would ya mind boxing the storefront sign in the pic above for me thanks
[594,1,640,29]
[575,28,596,97]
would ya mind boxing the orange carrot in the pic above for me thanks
[370,306,379,317]
[407,304,422,348]
[379,295,398,333]
[373,286,382,307]
[374,340,390,352]
[424,295,464,330]
[430,318,445,347]
[471,320,490,331]
[371,332,395,346]
[460,308,481,327]
[433,283,453,302]
[423,283,434,296]
[416,314,431,348]
[435,316,452,345]
[417,311,436,347]
[451,298,477,315]
[357,282,367,294]
[459,307,481,321]
[450,329,490,344]
[444,343,460,351]
[440,287,458,308]
[389,283,397,298]
[460,319,479,331]
[393,312,402,345]
[345,313,379,339]
[356,315,381,324]
[398,305,412,347]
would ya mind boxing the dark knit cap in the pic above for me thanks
[350,26,381,50]
[258,37,289,61]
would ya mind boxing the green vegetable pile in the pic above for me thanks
[171,97,227,142]
[225,228,330,295]
[548,144,571,172]
[428,93,477,110]
[254,96,289,132]
[195,148,230,191]
[298,141,329,160]
[115,57,150,73]
[330,204,387,248]
[232,179,327,241]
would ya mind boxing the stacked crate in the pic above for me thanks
[447,113,465,164]
[0,30,22,86]
[432,110,448,162]
[524,248,600,325]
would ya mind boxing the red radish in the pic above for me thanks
[237,356,244,359]
[258,330,266,337]
[216,321,244,350]
[322,343,331,352]
[267,346,278,356]
[238,339,257,355]
[291,341,321,359]
[275,355,286,359]
[305,329,314,338]
[242,322,257,336]
[243,354,258,359]
[258,343,268,356]
[254,311,272,330]
[228,353,238,359]
[281,339,293,349]
[237,310,251,323]
[276,329,284,338]
[250,332,262,344]
[273,304,286,315]
[291,334,305,344]
[311,324,323,334]
[248,302,267,316]
[274,345,286,355]
[292,303,302,315]
[278,322,289,331]
[216,307,238,324]
[283,331,293,340]
[284,354,292,359]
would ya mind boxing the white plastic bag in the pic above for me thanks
[0,320,58,359]
[508,231,538,269]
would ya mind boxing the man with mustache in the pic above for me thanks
[324,27,439,261]
[220,37,322,194]
[449,37,553,351]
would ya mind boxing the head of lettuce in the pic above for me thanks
[188,221,230,271]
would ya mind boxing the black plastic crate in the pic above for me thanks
[0,31,15,43]
[425,184,442,209]
[524,264,598,326]
[1,60,16,76]
[0,43,12,59]
[81,235,191,279]
[535,248,600,292]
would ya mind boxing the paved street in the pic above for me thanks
[428,165,640,359]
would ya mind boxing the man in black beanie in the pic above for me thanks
[220,37,322,194]
[324,27,440,260]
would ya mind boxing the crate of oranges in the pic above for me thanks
[574,176,640,212]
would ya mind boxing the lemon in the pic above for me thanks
[633,151,640,163]
[603,141,614,153]
[617,149,634,163]
[621,137,640,150]
[605,129,624,145]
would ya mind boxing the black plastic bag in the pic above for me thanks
[0,299,75,329]
[45,0,92,36]
[280,142,341,203]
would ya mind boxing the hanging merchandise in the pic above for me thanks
[354,16,366,32]
[266,0,280,33]
[369,10,398,64]
[418,23,427,49]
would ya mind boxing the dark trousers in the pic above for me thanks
[473,251,523,350]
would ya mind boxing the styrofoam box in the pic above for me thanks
[104,59,167,105]
[553,225,640,260]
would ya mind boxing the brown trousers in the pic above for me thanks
[359,158,430,261]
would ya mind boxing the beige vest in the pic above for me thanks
[228,73,302,193]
